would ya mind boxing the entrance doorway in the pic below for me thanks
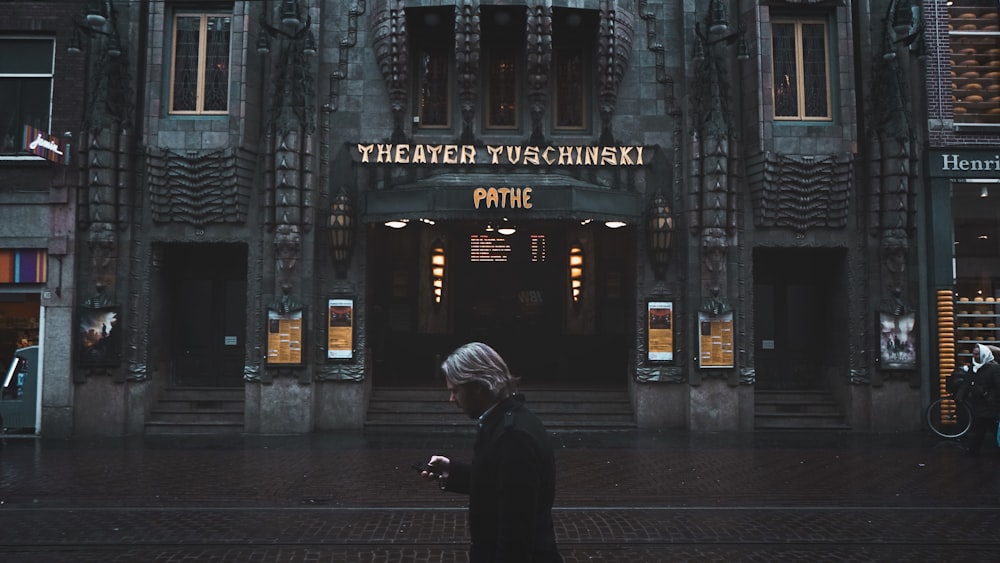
[368,220,633,388]
[753,248,848,390]
[164,244,247,387]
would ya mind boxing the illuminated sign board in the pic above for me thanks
[356,143,647,167]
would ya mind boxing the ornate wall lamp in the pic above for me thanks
[328,191,354,278]
[431,241,446,305]
[882,0,924,60]
[647,192,674,279]
[569,242,584,306]
[256,0,316,56]
[67,1,124,57]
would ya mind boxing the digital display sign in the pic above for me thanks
[469,233,547,263]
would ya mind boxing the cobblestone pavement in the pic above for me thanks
[1,429,999,562]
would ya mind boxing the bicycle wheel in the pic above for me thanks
[926,398,973,438]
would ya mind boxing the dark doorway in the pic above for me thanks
[368,220,633,388]
[165,244,247,387]
[753,248,848,391]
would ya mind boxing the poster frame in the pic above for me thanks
[647,301,674,362]
[697,310,735,369]
[265,306,305,367]
[327,297,355,360]
[878,311,917,370]
[77,306,122,367]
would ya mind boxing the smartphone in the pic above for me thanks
[411,462,435,473]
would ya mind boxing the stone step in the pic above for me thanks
[365,386,635,431]
[754,389,849,431]
[145,386,245,435]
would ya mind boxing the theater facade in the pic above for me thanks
[3,0,958,436]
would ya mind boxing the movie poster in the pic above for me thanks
[647,301,674,361]
[327,299,354,359]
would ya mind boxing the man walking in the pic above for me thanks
[418,342,563,563]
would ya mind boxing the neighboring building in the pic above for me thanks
[1,0,953,437]
[0,2,82,434]
[923,1,1000,419]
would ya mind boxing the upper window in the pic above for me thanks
[0,37,55,157]
[410,7,454,130]
[771,18,831,121]
[552,8,596,131]
[170,13,232,115]
[949,2,1000,125]
[483,7,525,131]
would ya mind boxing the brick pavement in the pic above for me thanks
[1,430,999,561]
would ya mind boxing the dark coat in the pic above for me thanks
[960,361,1000,419]
[443,395,563,563]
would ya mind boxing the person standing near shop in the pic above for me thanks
[960,343,1000,456]
[416,342,563,563]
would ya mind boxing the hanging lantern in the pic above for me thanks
[328,190,354,277]
[647,193,674,279]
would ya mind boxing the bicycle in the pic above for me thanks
[926,394,973,438]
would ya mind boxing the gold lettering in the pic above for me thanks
[412,144,427,164]
[487,145,504,164]
[618,146,633,166]
[487,188,499,207]
[558,146,574,165]
[377,144,392,163]
[427,145,443,163]
[394,144,410,163]
[636,146,644,165]
[357,144,375,163]
[524,146,540,165]
[523,187,533,209]
[443,145,458,164]
[462,145,477,164]
[585,147,599,165]
[499,188,511,207]
[510,188,522,207]
[601,147,617,166]
[473,187,487,209]
[506,146,522,164]
[542,146,556,165]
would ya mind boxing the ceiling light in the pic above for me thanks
[982,186,989,198]
[604,221,627,229]
[385,219,409,229]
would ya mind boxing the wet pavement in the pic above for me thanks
[1,428,999,562]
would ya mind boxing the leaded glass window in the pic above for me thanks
[487,49,518,129]
[554,48,586,129]
[170,13,231,114]
[772,19,831,121]
[417,48,450,128]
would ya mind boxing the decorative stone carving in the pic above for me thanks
[328,1,367,112]
[597,0,634,145]
[749,152,854,234]
[455,0,481,144]
[526,1,552,145]
[371,0,409,142]
[147,148,254,226]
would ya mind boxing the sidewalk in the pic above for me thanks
[1,429,999,562]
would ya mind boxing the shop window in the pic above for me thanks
[0,37,55,158]
[169,12,232,115]
[949,1,1000,125]
[771,18,831,121]
[952,181,1000,361]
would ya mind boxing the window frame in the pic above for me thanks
[0,36,56,160]
[168,11,232,116]
[771,17,832,122]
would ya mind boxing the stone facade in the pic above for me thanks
[0,0,955,436]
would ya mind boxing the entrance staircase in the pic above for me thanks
[144,387,245,435]
[365,387,636,431]
[754,389,850,430]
